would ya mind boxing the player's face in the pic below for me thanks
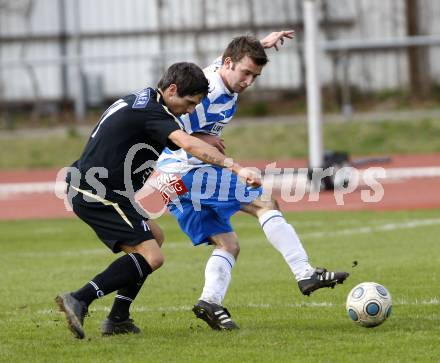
[170,94,203,116]
[222,55,263,93]
[165,86,204,116]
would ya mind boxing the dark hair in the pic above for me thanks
[157,62,209,97]
[222,36,268,66]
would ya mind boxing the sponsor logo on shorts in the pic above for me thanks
[156,173,188,204]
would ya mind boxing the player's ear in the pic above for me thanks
[223,57,233,70]
[167,84,178,97]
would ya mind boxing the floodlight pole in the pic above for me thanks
[303,0,324,187]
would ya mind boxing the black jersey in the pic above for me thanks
[68,87,182,200]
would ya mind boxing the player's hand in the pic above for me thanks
[192,133,226,154]
[260,30,295,51]
[237,167,262,188]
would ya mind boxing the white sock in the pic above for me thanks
[199,249,235,305]
[259,210,314,281]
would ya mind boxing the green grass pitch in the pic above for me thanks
[1,210,439,362]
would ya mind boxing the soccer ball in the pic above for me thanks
[346,282,392,327]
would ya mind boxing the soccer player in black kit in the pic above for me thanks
[55,62,261,339]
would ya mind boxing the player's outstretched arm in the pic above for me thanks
[168,130,261,187]
[206,30,295,69]
[260,30,295,51]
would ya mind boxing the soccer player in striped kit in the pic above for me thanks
[156,31,349,330]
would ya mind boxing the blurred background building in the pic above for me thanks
[1,0,440,124]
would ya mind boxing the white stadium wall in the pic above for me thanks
[1,0,440,102]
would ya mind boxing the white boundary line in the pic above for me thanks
[8,218,440,259]
[301,218,440,239]
[0,166,439,197]
[266,166,440,190]
[0,181,61,196]
[38,297,440,316]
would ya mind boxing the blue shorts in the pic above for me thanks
[168,166,262,245]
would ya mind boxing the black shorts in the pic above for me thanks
[69,186,154,253]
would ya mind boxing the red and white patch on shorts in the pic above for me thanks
[155,173,188,204]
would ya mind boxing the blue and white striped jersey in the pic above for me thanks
[157,59,238,174]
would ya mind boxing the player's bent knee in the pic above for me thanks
[210,232,240,258]
[233,243,240,257]
[146,254,164,270]
[121,239,164,271]
[243,197,280,218]
[222,242,240,257]
[138,249,164,271]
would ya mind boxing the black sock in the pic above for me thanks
[72,253,152,306]
[108,277,147,322]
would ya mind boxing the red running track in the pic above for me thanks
[0,154,439,220]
